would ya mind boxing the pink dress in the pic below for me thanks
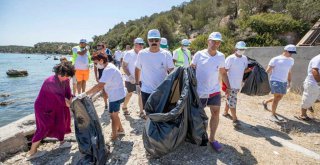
[32,75,72,142]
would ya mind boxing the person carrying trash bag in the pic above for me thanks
[262,44,296,123]
[143,66,208,157]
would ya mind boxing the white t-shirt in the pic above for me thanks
[268,55,294,83]
[191,49,225,98]
[305,54,320,85]
[135,48,174,93]
[172,48,190,67]
[123,49,138,82]
[114,50,123,61]
[99,63,127,102]
[225,54,248,89]
[95,63,105,69]
[72,47,89,70]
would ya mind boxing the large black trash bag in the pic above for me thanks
[185,67,208,146]
[71,97,109,165]
[143,67,208,157]
[241,57,271,96]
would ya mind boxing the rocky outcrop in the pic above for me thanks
[6,70,28,77]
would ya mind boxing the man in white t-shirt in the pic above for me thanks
[262,44,295,122]
[190,32,230,152]
[121,38,145,119]
[78,55,127,141]
[71,39,92,94]
[173,39,192,67]
[299,54,320,121]
[114,47,123,69]
[223,41,251,128]
[135,29,174,109]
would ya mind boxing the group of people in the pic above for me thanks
[27,28,320,159]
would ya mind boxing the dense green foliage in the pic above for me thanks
[93,0,319,55]
[0,42,77,54]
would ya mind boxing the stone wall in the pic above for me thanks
[244,46,320,94]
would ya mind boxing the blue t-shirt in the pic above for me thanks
[105,48,112,56]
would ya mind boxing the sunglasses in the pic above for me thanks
[136,43,144,45]
[97,45,103,46]
[148,39,160,42]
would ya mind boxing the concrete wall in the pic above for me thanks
[245,46,320,94]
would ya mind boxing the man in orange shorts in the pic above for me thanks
[72,39,92,94]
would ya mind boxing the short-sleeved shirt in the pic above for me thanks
[135,48,174,93]
[305,54,320,85]
[225,54,248,89]
[191,49,225,98]
[105,48,112,56]
[114,50,123,61]
[172,48,190,67]
[268,55,294,83]
[99,63,126,102]
[72,47,89,70]
[123,49,138,82]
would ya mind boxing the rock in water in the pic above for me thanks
[6,70,28,77]
[0,100,14,106]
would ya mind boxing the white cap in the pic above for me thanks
[235,41,247,49]
[284,44,297,54]
[181,39,191,46]
[134,38,145,44]
[160,38,168,45]
[147,29,161,39]
[79,39,87,43]
[208,32,223,41]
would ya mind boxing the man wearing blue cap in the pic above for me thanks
[71,39,92,94]
[122,38,145,119]
[191,32,231,152]
[262,44,296,122]
[173,39,192,67]
[135,29,174,109]
[223,41,252,128]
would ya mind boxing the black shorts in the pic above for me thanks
[98,68,104,79]
[125,81,141,93]
[141,91,151,109]
[200,93,221,108]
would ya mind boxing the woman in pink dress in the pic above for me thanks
[27,62,75,159]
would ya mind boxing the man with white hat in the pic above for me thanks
[298,53,320,121]
[135,29,174,110]
[173,39,192,67]
[223,41,252,128]
[160,37,169,50]
[262,44,296,122]
[114,46,123,69]
[191,32,230,152]
[121,38,146,119]
[71,39,92,94]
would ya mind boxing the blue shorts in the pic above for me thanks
[200,93,221,108]
[270,81,287,95]
[109,98,125,113]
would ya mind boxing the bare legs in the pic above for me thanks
[110,112,124,140]
[209,106,220,142]
[77,80,87,94]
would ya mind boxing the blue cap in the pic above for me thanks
[284,44,297,54]
[147,29,161,39]
[181,39,191,46]
[235,41,247,49]
[79,39,87,43]
[134,37,145,44]
[208,32,223,41]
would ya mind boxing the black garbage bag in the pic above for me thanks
[71,97,109,165]
[241,57,271,96]
[143,67,208,157]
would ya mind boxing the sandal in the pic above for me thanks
[122,107,130,116]
[262,100,269,110]
[139,112,147,120]
[222,113,232,119]
[295,115,312,121]
[210,141,223,152]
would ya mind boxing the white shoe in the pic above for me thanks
[59,142,72,149]
[25,151,46,161]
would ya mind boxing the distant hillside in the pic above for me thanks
[93,0,320,54]
[0,42,77,55]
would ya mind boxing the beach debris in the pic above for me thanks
[6,70,28,77]
[0,94,10,98]
[0,100,14,106]
[53,56,58,60]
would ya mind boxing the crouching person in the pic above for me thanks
[78,54,126,140]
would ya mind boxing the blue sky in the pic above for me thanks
[0,0,189,46]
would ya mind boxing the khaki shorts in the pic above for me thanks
[75,69,89,81]
[301,82,320,109]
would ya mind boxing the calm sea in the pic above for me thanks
[0,53,70,127]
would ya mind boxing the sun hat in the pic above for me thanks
[208,32,223,41]
[235,41,247,49]
[284,44,297,54]
[181,39,191,46]
[147,29,161,39]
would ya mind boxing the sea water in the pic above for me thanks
[0,53,68,127]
